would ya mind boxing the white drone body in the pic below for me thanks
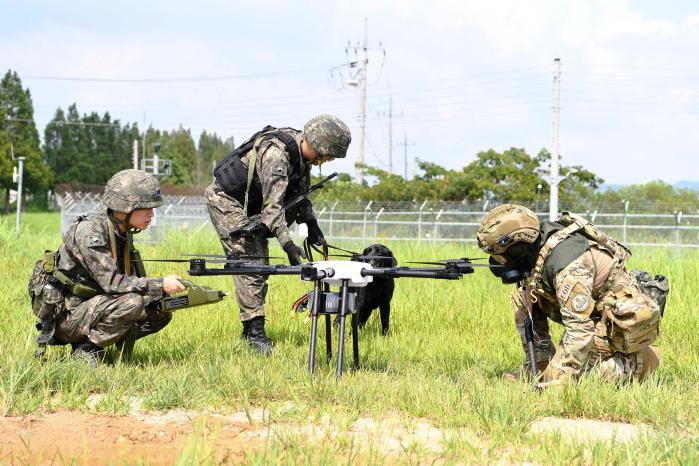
[308,260,374,287]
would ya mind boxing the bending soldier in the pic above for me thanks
[28,169,186,366]
[476,204,668,387]
[205,114,351,355]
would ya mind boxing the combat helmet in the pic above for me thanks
[303,114,351,159]
[477,204,541,265]
[103,169,163,213]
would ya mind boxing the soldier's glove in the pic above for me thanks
[305,219,325,246]
[283,241,307,266]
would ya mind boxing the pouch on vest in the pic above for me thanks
[213,126,301,217]
[600,287,661,354]
[630,269,669,317]
[28,257,65,321]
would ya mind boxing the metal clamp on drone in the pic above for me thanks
[183,252,493,378]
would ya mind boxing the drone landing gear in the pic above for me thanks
[308,279,360,378]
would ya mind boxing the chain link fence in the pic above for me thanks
[56,193,699,249]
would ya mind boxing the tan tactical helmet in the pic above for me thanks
[103,169,163,213]
[477,204,541,263]
[303,114,351,158]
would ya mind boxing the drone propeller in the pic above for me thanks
[407,259,501,268]
[133,258,192,263]
[133,258,252,265]
[182,253,282,260]
[327,253,396,262]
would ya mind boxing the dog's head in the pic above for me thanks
[361,243,397,268]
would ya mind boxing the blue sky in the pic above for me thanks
[2,0,699,185]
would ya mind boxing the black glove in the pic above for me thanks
[305,219,325,246]
[283,241,307,266]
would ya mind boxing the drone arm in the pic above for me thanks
[188,260,303,277]
[361,268,462,280]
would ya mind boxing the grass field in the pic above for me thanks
[1,213,698,464]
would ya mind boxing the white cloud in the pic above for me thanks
[1,0,698,184]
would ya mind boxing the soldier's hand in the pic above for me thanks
[283,241,307,266]
[163,275,186,295]
[305,219,325,246]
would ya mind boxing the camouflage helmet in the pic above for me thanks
[476,204,540,263]
[103,169,163,213]
[303,114,351,158]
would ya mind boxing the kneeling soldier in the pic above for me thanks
[476,204,668,387]
[28,169,185,366]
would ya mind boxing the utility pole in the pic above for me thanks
[142,112,147,167]
[357,19,368,184]
[15,157,25,232]
[396,131,415,180]
[132,140,139,169]
[549,58,561,221]
[388,95,393,174]
[345,19,384,184]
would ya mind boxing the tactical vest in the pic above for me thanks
[213,126,304,217]
[524,211,630,300]
[31,215,146,302]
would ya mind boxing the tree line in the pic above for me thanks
[2,69,698,213]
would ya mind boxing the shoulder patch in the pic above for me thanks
[87,235,107,247]
[272,164,287,177]
[572,294,590,313]
[558,282,573,302]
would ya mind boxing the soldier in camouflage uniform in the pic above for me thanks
[205,114,351,355]
[28,169,186,366]
[476,204,668,387]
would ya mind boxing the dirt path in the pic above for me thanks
[0,408,655,465]
[0,410,259,465]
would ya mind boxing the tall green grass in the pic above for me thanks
[1,213,698,464]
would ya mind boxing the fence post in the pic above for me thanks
[317,206,327,234]
[433,208,444,245]
[482,200,490,218]
[674,210,683,253]
[418,200,428,242]
[591,210,598,223]
[363,200,373,243]
[374,207,384,240]
[329,200,338,240]
[622,200,630,244]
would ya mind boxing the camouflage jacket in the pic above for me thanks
[56,214,163,306]
[524,241,625,378]
[218,128,315,247]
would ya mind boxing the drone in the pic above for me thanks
[155,251,496,378]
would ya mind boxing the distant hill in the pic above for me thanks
[674,180,699,191]
[599,181,699,192]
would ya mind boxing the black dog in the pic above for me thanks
[355,244,396,335]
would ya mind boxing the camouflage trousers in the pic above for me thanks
[55,293,171,348]
[205,183,269,322]
[512,272,662,382]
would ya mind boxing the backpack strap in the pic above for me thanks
[243,129,301,217]
[527,221,583,293]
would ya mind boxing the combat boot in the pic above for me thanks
[242,316,274,356]
[637,346,662,380]
[71,341,104,368]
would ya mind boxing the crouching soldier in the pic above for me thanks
[28,169,186,366]
[476,204,668,388]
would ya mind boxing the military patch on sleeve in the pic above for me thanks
[571,294,590,313]
[272,164,287,177]
[558,282,573,302]
[88,236,107,247]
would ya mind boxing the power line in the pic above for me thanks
[5,118,123,127]
[22,65,348,83]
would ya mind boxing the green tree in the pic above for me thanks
[197,131,232,186]
[160,126,196,185]
[0,70,51,212]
